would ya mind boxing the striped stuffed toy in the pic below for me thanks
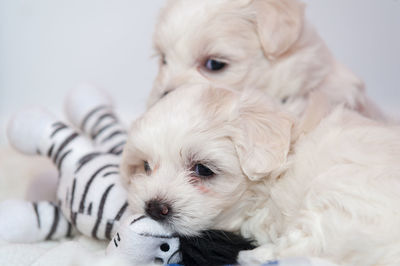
[0,85,182,265]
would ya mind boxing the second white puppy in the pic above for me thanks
[122,85,400,265]
[149,0,384,119]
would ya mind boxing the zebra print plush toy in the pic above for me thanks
[3,85,130,241]
[0,84,182,265]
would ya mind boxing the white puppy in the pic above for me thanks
[122,86,400,265]
[148,0,383,119]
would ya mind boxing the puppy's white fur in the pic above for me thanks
[148,0,384,119]
[123,86,400,265]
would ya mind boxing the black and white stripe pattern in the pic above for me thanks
[79,105,127,156]
[9,102,133,242]
[31,201,75,241]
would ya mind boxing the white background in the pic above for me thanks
[1,0,399,145]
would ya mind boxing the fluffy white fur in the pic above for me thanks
[148,0,384,120]
[122,86,400,265]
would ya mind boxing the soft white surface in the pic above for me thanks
[0,235,129,266]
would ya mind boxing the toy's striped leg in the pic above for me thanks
[65,84,127,155]
[7,107,96,167]
[7,108,100,237]
[0,200,76,243]
[80,104,127,156]
[64,85,133,239]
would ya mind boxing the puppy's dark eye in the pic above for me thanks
[161,54,167,65]
[205,59,226,71]
[161,90,170,98]
[144,161,151,174]
[193,164,214,177]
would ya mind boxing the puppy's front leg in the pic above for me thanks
[238,243,275,265]
[238,227,323,265]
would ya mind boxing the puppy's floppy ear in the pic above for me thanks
[231,91,293,181]
[252,0,305,58]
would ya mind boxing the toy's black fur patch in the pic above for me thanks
[179,230,255,266]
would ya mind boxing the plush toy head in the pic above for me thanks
[107,215,255,266]
[107,214,181,265]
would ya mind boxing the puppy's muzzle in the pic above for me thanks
[145,199,172,221]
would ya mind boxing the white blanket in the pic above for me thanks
[0,236,115,266]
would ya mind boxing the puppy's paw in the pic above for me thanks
[238,246,274,265]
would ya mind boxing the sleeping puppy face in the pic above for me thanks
[122,86,293,236]
[148,0,308,107]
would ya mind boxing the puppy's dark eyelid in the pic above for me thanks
[191,163,215,178]
[203,58,227,72]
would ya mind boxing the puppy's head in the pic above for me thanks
[122,86,293,235]
[148,0,306,107]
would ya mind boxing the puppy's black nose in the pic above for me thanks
[145,199,171,221]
